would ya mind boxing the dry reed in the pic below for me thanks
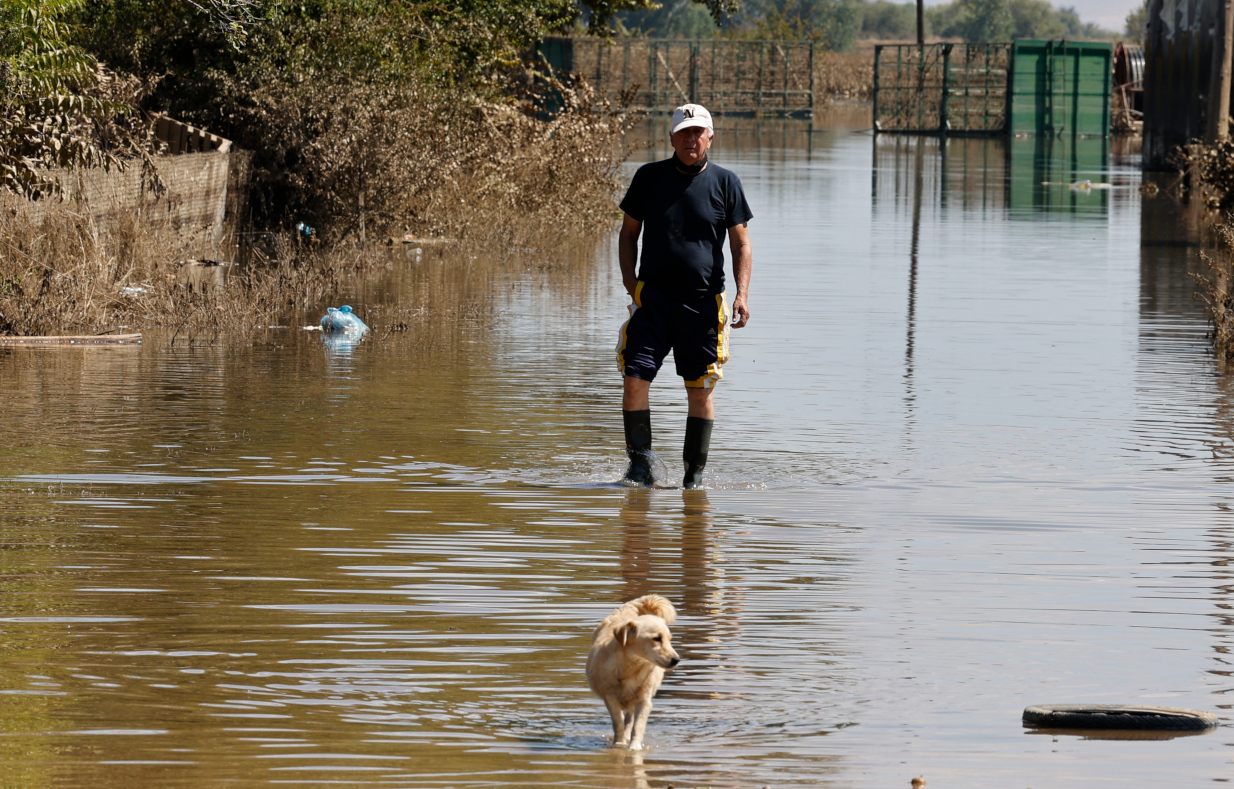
[816,51,874,102]
[0,74,634,337]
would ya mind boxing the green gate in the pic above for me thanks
[873,43,1011,135]
[1009,40,1112,137]
[873,40,1112,137]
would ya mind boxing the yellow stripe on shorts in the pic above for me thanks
[684,292,729,389]
[615,281,645,373]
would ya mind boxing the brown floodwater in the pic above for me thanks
[2,115,1232,787]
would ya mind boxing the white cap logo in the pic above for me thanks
[671,104,713,135]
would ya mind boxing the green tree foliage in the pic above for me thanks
[939,0,1013,41]
[926,0,1111,41]
[857,0,917,40]
[615,0,724,37]
[0,0,155,198]
[1124,0,1147,42]
[721,0,859,49]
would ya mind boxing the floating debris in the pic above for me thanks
[0,334,142,345]
[319,305,369,336]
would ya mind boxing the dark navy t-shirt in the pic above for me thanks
[620,158,753,298]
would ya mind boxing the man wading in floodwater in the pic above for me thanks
[616,104,753,489]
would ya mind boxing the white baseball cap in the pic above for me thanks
[671,104,713,135]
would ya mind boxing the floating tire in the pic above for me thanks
[1023,704,1218,731]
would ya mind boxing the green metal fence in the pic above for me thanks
[538,37,817,116]
[873,43,1010,135]
[1009,40,1112,138]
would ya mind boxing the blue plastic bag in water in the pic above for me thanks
[320,305,369,336]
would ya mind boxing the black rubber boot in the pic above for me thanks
[623,409,654,487]
[682,416,714,489]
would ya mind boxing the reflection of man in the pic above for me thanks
[619,488,718,655]
[616,103,754,489]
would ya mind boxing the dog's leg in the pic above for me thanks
[626,700,654,751]
[604,697,627,747]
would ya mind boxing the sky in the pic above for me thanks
[924,0,1139,32]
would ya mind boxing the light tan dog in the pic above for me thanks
[586,594,680,750]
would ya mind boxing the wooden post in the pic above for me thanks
[1209,0,1234,140]
[358,167,365,248]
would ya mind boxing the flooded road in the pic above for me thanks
[3,117,1233,787]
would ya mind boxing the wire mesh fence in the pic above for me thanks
[873,43,1010,135]
[539,37,818,116]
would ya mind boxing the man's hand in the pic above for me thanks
[727,222,752,328]
[619,214,643,299]
[731,294,750,328]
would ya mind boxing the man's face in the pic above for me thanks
[671,125,713,166]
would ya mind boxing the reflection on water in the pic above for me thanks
[2,120,1233,787]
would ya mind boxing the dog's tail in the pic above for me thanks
[628,594,676,625]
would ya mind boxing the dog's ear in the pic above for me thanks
[619,621,638,646]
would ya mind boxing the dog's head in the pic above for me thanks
[618,615,680,668]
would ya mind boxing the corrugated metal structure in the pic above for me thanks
[537,37,817,116]
[1113,43,1145,130]
[873,43,1010,134]
[873,40,1112,138]
[1142,0,1221,170]
[1008,40,1113,137]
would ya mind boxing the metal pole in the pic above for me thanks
[783,43,790,113]
[916,0,924,45]
[623,39,629,100]
[1209,0,1234,140]
[940,43,952,135]
[809,41,817,117]
[690,43,699,104]
[873,45,882,131]
[759,41,766,117]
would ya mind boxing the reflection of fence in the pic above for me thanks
[538,37,816,116]
[873,43,1010,135]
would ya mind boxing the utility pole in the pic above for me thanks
[1209,0,1234,140]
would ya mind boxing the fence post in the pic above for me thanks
[649,43,657,111]
[596,41,604,100]
[809,41,816,117]
[758,41,766,116]
[873,45,882,132]
[940,43,952,135]
[690,42,699,104]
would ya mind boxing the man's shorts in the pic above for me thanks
[616,281,730,388]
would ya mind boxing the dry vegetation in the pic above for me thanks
[816,50,874,101]
[1196,230,1234,361]
[238,75,634,245]
[1177,139,1234,360]
[0,206,342,335]
[0,77,635,336]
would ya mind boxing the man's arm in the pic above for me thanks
[619,213,642,299]
[728,222,752,328]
